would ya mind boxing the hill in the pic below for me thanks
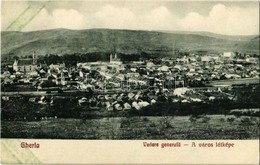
[160,30,259,41]
[1,28,259,57]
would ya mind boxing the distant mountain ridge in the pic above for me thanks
[1,28,259,57]
[159,30,259,41]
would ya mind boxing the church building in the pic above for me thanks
[13,51,38,73]
[110,53,122,65]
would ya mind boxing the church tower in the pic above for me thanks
[33,51,37,64]
[13,59,18,71]
[110,54,113,62]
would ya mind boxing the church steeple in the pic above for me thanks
[33,51,37,64]
[110,54,113,62]
[110,53,119,62]
[13,59,18,71]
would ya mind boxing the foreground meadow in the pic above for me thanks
[1,115,259,139]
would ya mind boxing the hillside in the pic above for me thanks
[1,28,259,57]
[160,30,259,41]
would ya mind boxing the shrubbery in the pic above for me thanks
[227,117,235,123]
[230,109,259,117]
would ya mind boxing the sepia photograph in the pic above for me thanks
[1,0,259,164]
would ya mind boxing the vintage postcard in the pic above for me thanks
[1,0,259,164]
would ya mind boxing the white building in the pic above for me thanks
[201,56,212,62]
[246,58,258,63]
[13,52,38,73]
[13,59,38,73]
[223,52,235,58]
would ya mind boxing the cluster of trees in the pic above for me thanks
[235,52,259,59]
[35,51,172,67]
[37,52,111,66]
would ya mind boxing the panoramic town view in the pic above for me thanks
[1,1,259,139]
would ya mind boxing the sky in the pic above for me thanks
[1,1,259,35]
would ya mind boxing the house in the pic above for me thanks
[146,62,155,68]
[29,97,37,102]
[189,68,196,72]
[47,74,56,82]
[77,63,91,70]
[201,56,212,62]
[132,101,141,110]
[2,96,10,101]
[138,101,150,108]
[107,64,122,73]
[211,55,220,61]
[191,98,202,102]
[49,63,65,70]
[177,56,189,63]
[127,72,140,78]
[246,58,258,64]
[181,99,189,103]
[1,71,11,78]
[123,102,131,110]
[38,96,47,104]
[223,52,235,58]
[209,96,215,101]
[78,97,88,105]
[150,99,156,104]
[127,92,135,99]
[79,70,85,77]
[158,66,169,72]
[173,87,190,97]
[173,65,182,70]
[105,102,114,111]
[28,71,38,77]
[77,82,93,90]
[39,69,47,75]
[114,103,123,111]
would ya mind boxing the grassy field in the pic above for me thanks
[1,115,259,140]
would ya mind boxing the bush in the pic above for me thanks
[201,116,211,123]
[219,118,225,122]
[149,122,156,127]
[142,117,149,122]
[234,113,242,118]
[240,117,253,125]
[120,118,130,128]
[159,116,172,129]
[189,115,198,123]
[230,109,260,117]
[157,116,173,136]
[227,117,235,123]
